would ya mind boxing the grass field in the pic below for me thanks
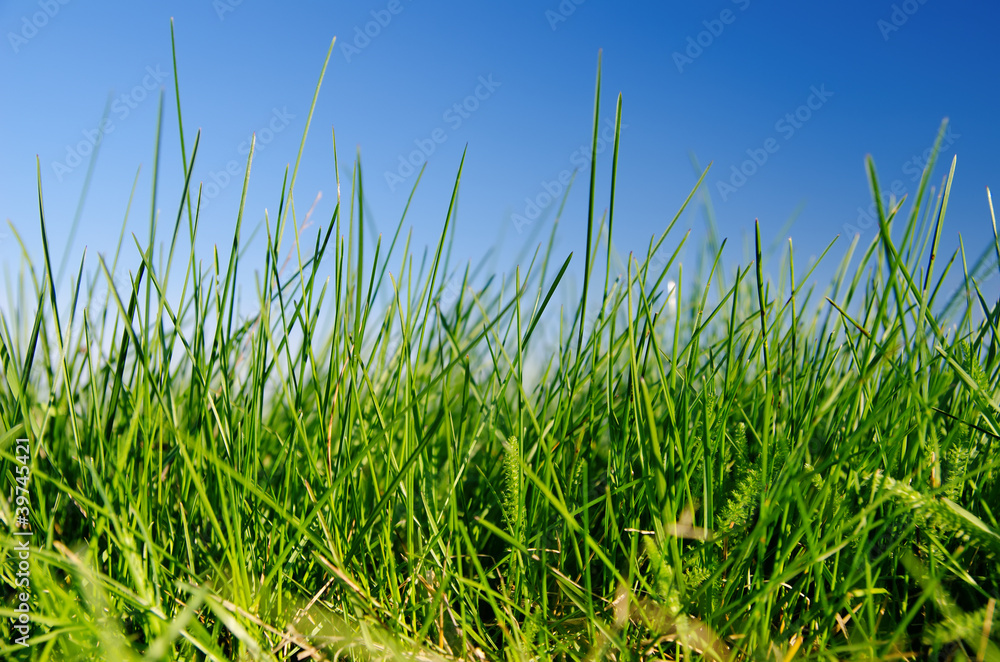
[1,35,999,661]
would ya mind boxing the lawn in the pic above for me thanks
[1,33,998,661]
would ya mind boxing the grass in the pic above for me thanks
[1,29,999,661]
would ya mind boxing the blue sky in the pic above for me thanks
[1,1,997,308]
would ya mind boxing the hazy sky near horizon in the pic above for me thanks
[1,1,997,304]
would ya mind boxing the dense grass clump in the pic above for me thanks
[1,34,999,661]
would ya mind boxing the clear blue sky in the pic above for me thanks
[2,1,997,307]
